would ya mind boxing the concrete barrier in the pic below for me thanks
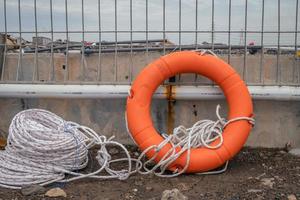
[1,52,299,85]
[0,98,299,148]
[0,52,299,148]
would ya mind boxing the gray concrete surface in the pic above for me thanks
[0,52,299,148]
[0,98,299,148]
[1,52,299,85]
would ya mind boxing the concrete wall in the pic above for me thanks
[0,98,299,148]
[0,52,300,148]
[1,52,299,85]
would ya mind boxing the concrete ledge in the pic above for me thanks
[0,84,300,101]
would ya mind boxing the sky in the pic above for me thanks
[0,0,299,46]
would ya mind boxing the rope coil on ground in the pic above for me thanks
[0,106,254,189]
[0,109,138,189]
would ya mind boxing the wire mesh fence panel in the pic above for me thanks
[0,0,299,86]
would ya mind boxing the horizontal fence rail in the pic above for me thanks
[0,0,299,87]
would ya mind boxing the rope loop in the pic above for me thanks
[136,104,255,177]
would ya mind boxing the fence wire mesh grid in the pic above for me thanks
[0,0,299,86]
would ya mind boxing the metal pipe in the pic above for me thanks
[64,0,69,82]
[97,0,102,82]
[49,0,55,82]
[33,0,38,82]
[228,0,232,64]
[80,0,85,82]
[0,84,299,101]
[3,30,300,34]
[1,0,7,81]
[260,0,265,85]
[243,0,248,81]
[114,0,118,82]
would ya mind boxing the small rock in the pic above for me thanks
[289,148,300,157]
[124,193,134,199]
[134,180,143,186]
[287,194,297,200]
[161,188,188,200]
[261,178,275,188]
[177,183,190,191]
[247,189,263,193]
[134,152,139,157]
[255,173,266,180]
[45,187,67,198]
[133,188,138,192]
[21,184,45,196]
[108,147,119,155]
[146,186,153,191]
[274,176,283,181]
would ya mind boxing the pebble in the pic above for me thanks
[161,188,188,200]
[133,188,138,193]
[108,147,119,155]
[255,173,266,180]
[261,178,275,188]
[287,194,297,200]
[124,193,134,199]
[289,148,300,157]
[134,180,143,186]
[177,183,190,191]
[146,186,153,191]
[247,189,263,193]
[21,184,45,196]
[45,187,67,198]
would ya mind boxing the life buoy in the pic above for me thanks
[126,51,253,173]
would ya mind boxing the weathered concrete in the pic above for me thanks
[0,52,299,148]
[0,98,299,148]
[1,52,299,85]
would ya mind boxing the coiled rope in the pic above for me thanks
[0,109,138,189]
[0,106,254,189]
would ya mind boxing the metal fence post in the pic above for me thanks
[0,34,4,79]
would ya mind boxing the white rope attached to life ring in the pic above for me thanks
[0,105,254,189]
[134,105,254,177]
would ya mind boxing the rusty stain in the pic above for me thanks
[0,138,6,150]
[165,85,176,135]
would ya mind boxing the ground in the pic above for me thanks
[0,147,299,200]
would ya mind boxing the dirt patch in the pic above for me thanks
[0,147,299,200]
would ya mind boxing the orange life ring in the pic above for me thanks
[126,51,254,173]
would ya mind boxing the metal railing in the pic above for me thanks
[0,0,299,86]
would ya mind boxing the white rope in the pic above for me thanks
[0,109,140,189]
[0,106,254,189]
[193,49,218,57]
[135,105,254,177]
